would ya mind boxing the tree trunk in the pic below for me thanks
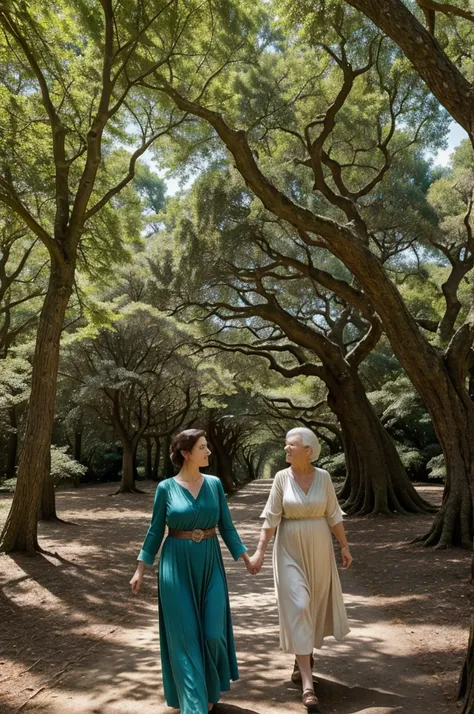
[211,440,235,493]
[324,247,474,545]
[162,436,174,479]
[145,436,153,480]
[0,258,74,553]
[325,367,436,517]
[415,398,474,548]
[152,437,161,481]
[256,452,265,479]
[74,430,82,462]
[5,407,18,480]
[40,469,57,521]
[117,440,136,494]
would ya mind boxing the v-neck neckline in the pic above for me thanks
[289,467,316,497]
[173,475,206,502]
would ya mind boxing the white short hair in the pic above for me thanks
[286,427,321,462]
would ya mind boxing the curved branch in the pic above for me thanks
[203,340,324,379]
[343,0,474,137]
[346,315,383,367]
[417,0,474,26]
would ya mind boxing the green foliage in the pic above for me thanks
[3,0,464,493]
[426,454,446,481]
[51,445,87,486]
[368,376,442,479]
[318,451,347,477]
[0,356,31,410]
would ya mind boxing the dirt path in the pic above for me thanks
[0,479,469,714]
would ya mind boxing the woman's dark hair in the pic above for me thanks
[170,429,206,468]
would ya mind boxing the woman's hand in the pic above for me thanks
[130,563,145,594]
[248,550,265,574]
[241,552,258,575]
[340,545,352,569]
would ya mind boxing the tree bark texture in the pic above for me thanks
[0,258,74,553]
[326,367,436,516]
[5,407,18,480]
[39,470,57,521]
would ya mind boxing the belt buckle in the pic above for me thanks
[191,528,204,543]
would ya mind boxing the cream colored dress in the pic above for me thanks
[261,467,350,653]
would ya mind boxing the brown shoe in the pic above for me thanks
[291,654,314,683]
[302,687,320,711]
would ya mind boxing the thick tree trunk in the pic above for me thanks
[117,440,136,493]
[326,368,436,516]
[0,259,74,553]
[319,237,474,544]
[40,470,58,521]
[211,441,235,493]
[417,398,474,548]
[5,407,18,480]
[114,439,147,494]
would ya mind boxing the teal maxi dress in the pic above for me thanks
[137,474,247,714]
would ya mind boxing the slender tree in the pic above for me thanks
[0,0,257,552]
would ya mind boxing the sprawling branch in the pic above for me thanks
[445,305,474,388]
[202,339,324,379]
[0,7,70,236]
[346,315,383,367]
[253,228,377,320]
[417,0,474,27]
[0,184,60,260]
[342,0,474,138]
[84,117,183,221]
[158,83,443,387]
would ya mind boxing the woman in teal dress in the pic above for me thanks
[130,428,254,713]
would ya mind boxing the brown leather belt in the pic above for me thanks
[168,527,217,543]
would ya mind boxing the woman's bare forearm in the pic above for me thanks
[256,526,276,554]
[330,521,348,547]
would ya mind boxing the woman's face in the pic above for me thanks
[284,435,311,463]
[184,436,211,467]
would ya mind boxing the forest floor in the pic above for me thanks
[0,479,469,714]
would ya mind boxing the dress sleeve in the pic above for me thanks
[324,471,344,527]
[217,479,247,561]
[260,471,284,528]
[137,483,167,566]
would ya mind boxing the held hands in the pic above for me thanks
[340,545,352,569]
[241,552,258,575]
[248,550,265,574]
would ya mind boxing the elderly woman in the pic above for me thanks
[249,427,352,711]
[130,428,255,714]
